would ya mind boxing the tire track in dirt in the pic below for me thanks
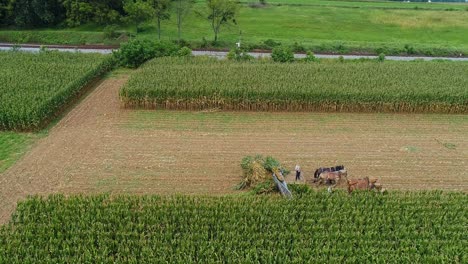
[1,75,467,224]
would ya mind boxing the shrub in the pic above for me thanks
[404,44,416,55]
[263,39,281,49]
[177,47,193,57]
[303,51,317,62]
[103,25,119,39]
[227,48,254,61]
[114,39,178,68]
[291,42,306,52]
[378,53,385,62]
[338,55,345,63]
[334,42,348,54]
[271,46,294,63]
[153,41,178,57]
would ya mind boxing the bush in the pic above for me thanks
[303,51,317,62]
[404,44,416,55]
[114,39,178,68]
[153,41,178,57]
[103,25,119,39]
[227,48,254,61]
[378,53,385,62]
[334,42,348,54]
[263,39,281,49]
[291,42,306,52]
[271,46,294,63]
[177,47,192,57]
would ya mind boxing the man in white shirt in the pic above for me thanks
[295,164,301,181]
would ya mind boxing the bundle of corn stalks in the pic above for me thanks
[236,155,289,190]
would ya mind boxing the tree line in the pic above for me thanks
[0,0,239,41]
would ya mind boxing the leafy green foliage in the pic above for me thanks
[103,24,119,38]
[0,192,466,262]
[61,0,124,26]
[121,57,468,113]
[0,51,112,130]
[149,0,172,39]
[11,0,65,28]
[123,0,154,33]
[227,47,253,61]
[113,39,178,68]
[271,45,294,62]
[303,50,317,62]
[206,0,239,42]
[378,53,386,62]
[177,46,192,57]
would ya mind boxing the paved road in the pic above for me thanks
[1,44,468,61]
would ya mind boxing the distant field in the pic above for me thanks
[121,57,468,113]
[247,0,468,10]
[1,0,467,55]
[1,192,466,262]
[0,51,110,131]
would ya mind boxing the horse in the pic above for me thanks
[315,170,348,185]
[347,177,384,193]
[314,165,345,179]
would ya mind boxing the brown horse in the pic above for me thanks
[315,170,348,185]
[347,177,384,193]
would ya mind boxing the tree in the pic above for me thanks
[61,0,125,27]
[206,0,239,42]
[0,0,14,25]
[150,0,171,40]
[123,0,154,33]
[11,0,65,28]
[173,0,194,43]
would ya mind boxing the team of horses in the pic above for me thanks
[312,165,384,193]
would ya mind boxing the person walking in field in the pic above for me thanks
[295,164,301,181]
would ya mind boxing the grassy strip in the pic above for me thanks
[0,132,41,173]
[0,51,114,131]
[120,57,468,113]
[0,192,466,262]
[0,30,119,46]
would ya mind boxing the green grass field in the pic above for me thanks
[121,57,468,113]
[247,0,468,10]
[0,191,466,262]
[1,0,467,55]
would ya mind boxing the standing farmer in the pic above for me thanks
[295,164,301,181]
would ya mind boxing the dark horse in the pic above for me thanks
[314,165,345,179]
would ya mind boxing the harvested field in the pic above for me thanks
[1,74,467,224]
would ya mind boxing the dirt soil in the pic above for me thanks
[1,74,467,224]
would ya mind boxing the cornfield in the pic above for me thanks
[0,192,466,263]
[120,57,468,113]
[0,51,112,131]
